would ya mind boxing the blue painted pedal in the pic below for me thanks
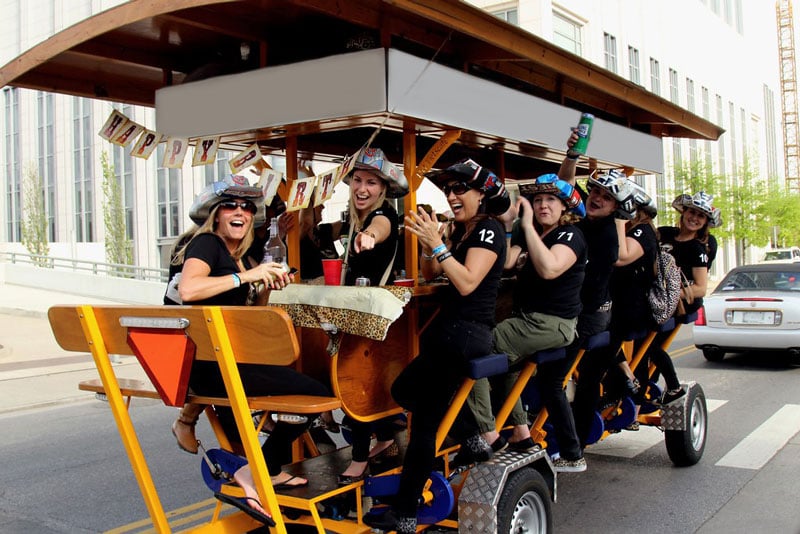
[201,448,246,493]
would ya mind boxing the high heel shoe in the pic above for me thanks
[338,464,369,485]
[368,441,400,467]
[172,403,203,454]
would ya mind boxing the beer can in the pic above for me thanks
[355,277,370,287]
[571,112,594,155]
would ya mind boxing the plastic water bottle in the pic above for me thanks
[263,217,288,270]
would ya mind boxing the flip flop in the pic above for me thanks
[272,474,309,490]
[214,491,276,527]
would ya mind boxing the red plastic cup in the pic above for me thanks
[321,259,343,285]
[394,278,415,287]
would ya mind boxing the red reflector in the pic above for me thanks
[724,297,782,302]
[695,306,706,326]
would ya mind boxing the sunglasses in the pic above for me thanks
[441,181,470,196]
[218,200,257,214]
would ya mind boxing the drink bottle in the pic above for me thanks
[263,217,288,270]
[571,112,594,156]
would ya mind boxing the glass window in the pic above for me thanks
[37,92,57,241]
[686,78,695,112]
[649,58,661,95]
[492,8,518,26]
[553,13,582,56]
[669,68,679,104]
[604,33,618,73]
[4,88,21,242]
[73,96,93,242]
[156,144,181,238]
[628,46,640,84]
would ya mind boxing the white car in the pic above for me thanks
[693,263,800,361]
[760,247,800,264]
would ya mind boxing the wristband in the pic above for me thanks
[506,232,513,239]
[566,151,579,160]
[436,251,453,263]
[421,252,435,260]
[432,243,447,256]
[232,273,241,288]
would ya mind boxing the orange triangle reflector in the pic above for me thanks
[126,328,195,407]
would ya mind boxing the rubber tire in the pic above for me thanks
[496,467,553,534]
[665,385,707,467]
[702,348,725,362]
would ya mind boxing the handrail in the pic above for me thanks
[0,251,168,282]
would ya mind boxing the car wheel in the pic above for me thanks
[497,467,553,534]
[702,348,725,362]
[665,385,707,467]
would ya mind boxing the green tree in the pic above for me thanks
[20,164,50,267]
[100,151,134,272]
[762,182,800,248]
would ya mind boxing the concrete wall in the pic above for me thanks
[0,263,164,304]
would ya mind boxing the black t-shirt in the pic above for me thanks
[658,226,717,314]
[440,217,506,327]
[658,226,717,279]
[345,201,399,286]
[610,223,657,331]
[183,233,250,305]
[576,215,618,311]
[512,223,587,319]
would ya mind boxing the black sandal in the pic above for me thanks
[214,491,276,526]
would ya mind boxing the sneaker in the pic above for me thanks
[452,434,493,466]
[552,457,587,473]
[660,387,686,406]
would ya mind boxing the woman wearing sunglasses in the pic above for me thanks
[336,148,410,485]
[646,191,721,405]
[365,159,509,533]
[478,173,589,473]
[169,175,331,520]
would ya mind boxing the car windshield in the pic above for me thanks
[764,250,791,260]
[717,269,800,292]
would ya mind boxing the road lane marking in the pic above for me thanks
[715,404,800,470]
[587,399,725,458]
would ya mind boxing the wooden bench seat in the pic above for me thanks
[78,378,342,414]
[49,303,347,533]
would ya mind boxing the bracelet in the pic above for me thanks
[566,152,579,160]
[421,252,435,260]
[436,251,453,263]
[432,243,447,256]
[361,230,375,239]
[231,273,241,288]
[506,232,513,239]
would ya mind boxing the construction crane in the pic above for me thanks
[777,0,800,192]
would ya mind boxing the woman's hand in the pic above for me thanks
[516,196,534,230]
[405,207,445,253]
[354,230,376,253]
[245,262,293,289]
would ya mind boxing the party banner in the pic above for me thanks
[99,110,128,141]
[130,129,161,159]
[287,177,315,212]
[314,166,339,206]
[229,143,263,174]
[192,136,220,167]
[162,137,190,169]
[258,168,284,206]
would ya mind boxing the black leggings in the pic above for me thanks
[190,361,331,475]
[390,317,492,518]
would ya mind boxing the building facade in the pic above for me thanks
[0,0,787,278]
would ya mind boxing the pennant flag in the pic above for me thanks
[287,177,315,212]
[192,136,220,167]
[111,120,144,147]
[257,168,284,206]
[162,137,190,169]
[229,143,263,174]
[130,129,161,159]
[314,168,338,206]
[99,110,128,140]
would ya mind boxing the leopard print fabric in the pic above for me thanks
[272,285,411,341]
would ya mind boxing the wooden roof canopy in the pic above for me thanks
[0,0,723,178]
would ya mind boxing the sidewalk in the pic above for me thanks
[0,283,150,414]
